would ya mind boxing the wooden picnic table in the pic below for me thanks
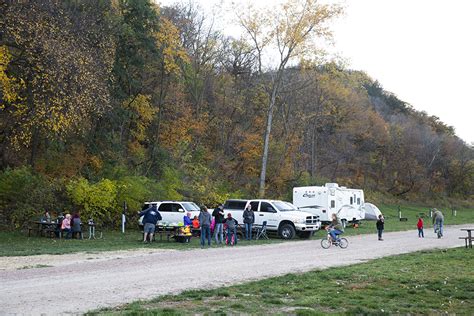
[28,221,97,239]
[29,221,59,238]
[460,228,474,248]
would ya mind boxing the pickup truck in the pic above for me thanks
[139,201,201,225]
[223,199,320,239]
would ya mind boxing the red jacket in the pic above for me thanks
[417,218,424,229]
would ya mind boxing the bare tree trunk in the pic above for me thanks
[258,84,279,198]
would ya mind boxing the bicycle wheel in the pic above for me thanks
[321,238,331,249]
[338,238,348,248]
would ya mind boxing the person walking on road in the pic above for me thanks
[212,205,225,244]
[138,204,162,243]
[199,206,212,248]
[376,214,384,241]
[243,205,255,240]
[432,208,444,238]
[417,216,424,238]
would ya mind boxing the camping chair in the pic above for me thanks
[256,221,269,240]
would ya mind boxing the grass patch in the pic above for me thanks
[91,248,474,315]
[2,205,473,257]
[0,229,281,257]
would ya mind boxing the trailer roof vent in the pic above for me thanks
[325,183,339,188]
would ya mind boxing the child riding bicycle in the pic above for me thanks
[327,213,344,242]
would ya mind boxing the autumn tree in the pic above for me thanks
[236,0,343,197]
[0,1,116,166]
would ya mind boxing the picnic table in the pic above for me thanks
[28,221,98,239]
[460,228,474,248]
[28,221,58,238]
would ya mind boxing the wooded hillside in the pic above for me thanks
[1,0,472,226]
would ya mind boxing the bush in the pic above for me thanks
[0,167,65,228]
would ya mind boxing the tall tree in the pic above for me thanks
[236,0,342,197]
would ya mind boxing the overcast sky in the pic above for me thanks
[158,0,474,144]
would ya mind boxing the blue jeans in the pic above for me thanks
[245,223,253,240]
[214,223,224,244]
[330,229,343,241]
[226,227,237,245]
[435,219,444,236]
[200,226,211,246]
[418,228,424,237]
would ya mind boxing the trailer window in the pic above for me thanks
[330,200,335,208]
[350,197,353,205]
[357,198,361,205]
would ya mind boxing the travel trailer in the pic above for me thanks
[293,183,376,226]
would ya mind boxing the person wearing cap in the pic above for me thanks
[212,204,225,244]
[138,204,162,243]
[224,213,238,245]
[432,208,444,238]
[198,206,212,248]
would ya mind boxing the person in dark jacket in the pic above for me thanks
[224,213,238,245]
[198,206,212,247]
[138,204,162,243]
[71,212,82,239]
[212,205,225,244]
[243,205,255,240]
[376,214,384,241]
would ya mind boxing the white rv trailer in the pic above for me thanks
[293,183,366,225]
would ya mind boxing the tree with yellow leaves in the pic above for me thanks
[236,0,343,197]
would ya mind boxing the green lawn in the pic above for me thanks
[90,248,474,315]
[0,229,284,257]
[2,205,473,257]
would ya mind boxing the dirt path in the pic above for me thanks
[0,224,471,315]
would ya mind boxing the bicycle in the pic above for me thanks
[321,229,348,249]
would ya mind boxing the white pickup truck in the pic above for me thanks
[139,201,201,225]
[223,199,320,239]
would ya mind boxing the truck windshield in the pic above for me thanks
[182,202,200,212]
[273,201,297,212]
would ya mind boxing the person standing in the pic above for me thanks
[138,204,162,243]
[243,205,255,240]
[212,205,225,244]
[417,216,424,238]
[199,206,212,248]
[376,214,384,241]
[71,212,82,239]
[432,208,444,238]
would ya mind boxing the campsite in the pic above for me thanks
[1,0,473,314]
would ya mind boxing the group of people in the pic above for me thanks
[326,208,445,243]
[39,211,83,239]
[139,204,256,247]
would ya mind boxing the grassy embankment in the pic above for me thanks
[91,247,474,315]
[2,205,473,257]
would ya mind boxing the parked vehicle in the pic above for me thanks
[293,183,368,227]
[223,199,320,239]
[139,201,201,226]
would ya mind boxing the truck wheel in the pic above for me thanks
[297,231,313,239]
[279,223,296,240]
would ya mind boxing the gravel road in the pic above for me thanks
[0,224,471,315]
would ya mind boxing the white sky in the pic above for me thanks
[159,0,474,144]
